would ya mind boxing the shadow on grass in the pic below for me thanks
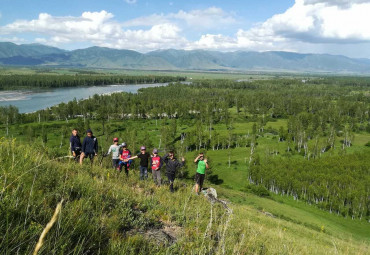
[207,174,224,185]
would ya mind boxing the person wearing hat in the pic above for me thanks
[151,148,163,186]
[107,137,121,169]
[162,151,185,192]
[125,146,151,180]
[80,129,98,165]
[118,142,131,176]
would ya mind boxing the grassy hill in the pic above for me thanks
[1,75,369,254]
[1,113,369,254]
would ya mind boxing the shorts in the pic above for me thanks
[112,159,120,168]
[73,147,81,157]
[195,173,205,187]
[84,152,95,160]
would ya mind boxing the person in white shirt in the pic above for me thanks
[107,137,121,169]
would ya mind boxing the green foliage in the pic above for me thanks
[0,74,185,90]
[1,138,368,254]
[249,154,370,220]
[0,139,228,254]
[0,75,370,254]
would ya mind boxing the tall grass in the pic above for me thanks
[0,138,368,254]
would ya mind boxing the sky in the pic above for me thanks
[1,0,370,58]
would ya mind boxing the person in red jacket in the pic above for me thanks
[151,148,163,186]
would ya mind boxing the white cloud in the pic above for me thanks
[170,7,237,29]
[123,7,237,30]
[188,0,370,54]
[0,36,25,43]
[35,37,47,43]
[123,14,168,27]
[248,0,370,43]
[189,34,236,50]
[1,2,370,57]
[0,10,187,51]
[1,11,120,38]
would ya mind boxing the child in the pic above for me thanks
[125,146,151,180]
[107,137,121,169]
[119,142,131,176]
[151,149,162,186]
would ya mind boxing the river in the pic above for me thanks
[0,83,168,113]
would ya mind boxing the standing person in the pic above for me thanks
[151,149,162,186]
[162,151,185,193]
[194,153,209,195]
[80,129,98,165]
[125,146,150,180]
[70,128,82,162]
[118,143,131,176]
[107,138,121,169]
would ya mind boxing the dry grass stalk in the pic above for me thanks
[33,199,64,255]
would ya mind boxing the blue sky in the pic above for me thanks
[1,0,370,57]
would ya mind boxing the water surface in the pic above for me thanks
[0,83,167,113]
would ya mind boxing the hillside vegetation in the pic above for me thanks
[1,75,369,254]
[1,139,369,254]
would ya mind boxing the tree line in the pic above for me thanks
[249,153,369,220]
[0,74,186,90]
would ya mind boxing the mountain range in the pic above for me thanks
[0,42,370,73]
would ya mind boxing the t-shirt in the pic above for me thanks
[121,149,131,160]
[108,144,121,159]
[137,152,150,167]
[151,155,162,170]
[196,160,206,175]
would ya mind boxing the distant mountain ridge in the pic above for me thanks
[0,42,369,73]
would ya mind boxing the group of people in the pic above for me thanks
[70,128,209,193]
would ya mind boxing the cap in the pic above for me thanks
[113,137,118,142]
[140,146,146,150]
[152,148,158,154]
[121,142,127,147]
[86,129,92,134]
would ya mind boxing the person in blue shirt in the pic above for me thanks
[70,129,82,161]
[80,129,98,165]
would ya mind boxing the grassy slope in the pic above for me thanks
[0,138,369,255]
[1,115,369,254]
